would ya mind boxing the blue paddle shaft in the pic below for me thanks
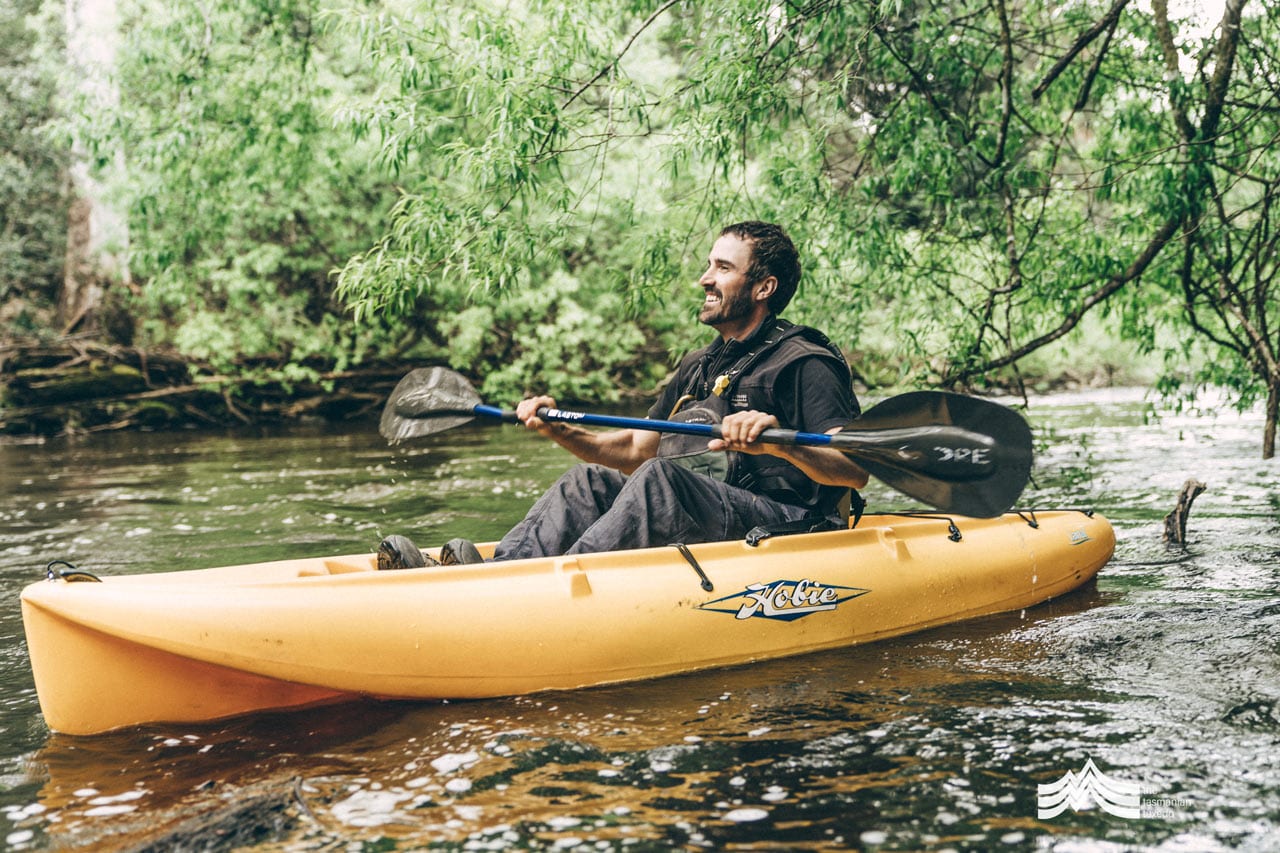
[472,404,830,448]
[473,403,1000,482]
[385,368,1025,512]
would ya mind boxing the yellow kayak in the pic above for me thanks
[21,510,1114,735]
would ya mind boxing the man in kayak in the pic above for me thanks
[381,221,868,568]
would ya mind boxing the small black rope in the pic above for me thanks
[874,512,964,542]
[671,543,714,592]
[876,511,953,520]
[1011,507,1098,525]
[45,560,101,583]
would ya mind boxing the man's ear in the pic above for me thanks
[754,276,778,304]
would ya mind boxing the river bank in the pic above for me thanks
[0,337,410,437]
[0,334,1150,439]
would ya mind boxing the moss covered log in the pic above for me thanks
[0,338,407,436]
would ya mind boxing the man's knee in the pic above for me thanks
[554,463,612,490]
[549,463,628,511]
[627,458,722,507]
[628,457,689,488]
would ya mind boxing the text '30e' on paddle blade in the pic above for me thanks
[380,367,484,444]
[841,390,1034,517]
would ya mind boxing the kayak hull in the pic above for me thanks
[21,511,1114,735]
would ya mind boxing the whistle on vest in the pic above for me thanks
[711,374,731,396]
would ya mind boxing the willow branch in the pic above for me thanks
[562,0,683,111]
[1200,0,1246,143]
[1031,0,1129,101]
[993,0,1014,166]
[951,214,1184,380]
[1151,0,1198,142]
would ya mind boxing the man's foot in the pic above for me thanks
[440,537,484,565]
[377,534,438,570]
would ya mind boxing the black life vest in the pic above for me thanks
[657,318,855,514]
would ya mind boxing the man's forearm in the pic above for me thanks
[773,442,869,490]
[544,425,654,474]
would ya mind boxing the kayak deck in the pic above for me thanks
[21,510,1114,735]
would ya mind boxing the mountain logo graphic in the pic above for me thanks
[1037,757,1142,819]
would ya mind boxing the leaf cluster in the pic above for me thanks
[72,0,403,386]
[0,0,67,331]
[323,0,1278,449]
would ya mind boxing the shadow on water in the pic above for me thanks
[1,387,1278,850]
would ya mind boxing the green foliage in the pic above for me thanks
[41,0,1277,452]
[75,0,404,384]
[60,0,688,399]
[331,0,685,320]
[439,270,648,404]
[329,0,1276,452]
[0,0,67,327]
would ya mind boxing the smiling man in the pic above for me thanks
[381,221,868,568]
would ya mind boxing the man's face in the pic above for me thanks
[697,233,759,329]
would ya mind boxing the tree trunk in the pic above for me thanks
[1265,379,1278,460]
[60,192,105,332]
[61,0,129,333]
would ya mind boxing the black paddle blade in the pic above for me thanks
[380,367,483,444]
[836,391,1033,518]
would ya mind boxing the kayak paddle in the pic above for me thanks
[380,366,1033,517]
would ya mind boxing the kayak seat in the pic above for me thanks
[744,516,840,547]
[744,490,865,547]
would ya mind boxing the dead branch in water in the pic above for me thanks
[1163,478,1207,546]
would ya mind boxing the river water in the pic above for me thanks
[0,387,1275,851]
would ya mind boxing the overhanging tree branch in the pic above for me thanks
[1031,0,1129,101]
[562,0,683,111]
[949,213,1184,381]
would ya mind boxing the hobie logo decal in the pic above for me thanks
[698,579,869,622]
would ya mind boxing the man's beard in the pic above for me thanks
[698,285,755,329]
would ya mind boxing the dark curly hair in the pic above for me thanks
[719,221,801,314]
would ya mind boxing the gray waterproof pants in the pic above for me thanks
[493,458,814,560]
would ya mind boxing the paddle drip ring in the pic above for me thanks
[45,560,101,583]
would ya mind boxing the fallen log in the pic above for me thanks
[1,338,411,436]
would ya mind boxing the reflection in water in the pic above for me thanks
[1,389,1277,849]
[31,593,1103,850]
